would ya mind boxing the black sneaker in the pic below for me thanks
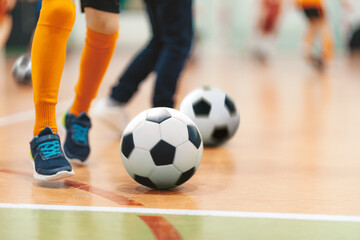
[62,112,91,164]
[30,127,74,181]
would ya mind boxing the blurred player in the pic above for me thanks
[252,0,282,63]
[338,0,357,55]
[296,0,334,71]
[349,25,360,55]
[0,0,16,50]
[297,0,352,70]
[92,0,193,133]
[30,0,120,181]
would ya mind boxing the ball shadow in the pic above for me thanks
[134,183,198,194]
[34,181,67,189]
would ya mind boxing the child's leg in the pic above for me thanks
[152,0,193,108]
[320,20,333,62]
[0,14,12,50]
[110,1,162,104]
[69,7,119,116]
[303,19,320,59]
[63,3,120,163]
[30,0,76,181]
[32,0,76,136]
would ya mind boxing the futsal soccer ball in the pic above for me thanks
[12,54,32,85]
[179,86,240,146]
[120,107,203,189]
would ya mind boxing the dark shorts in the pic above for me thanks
[303,8,323,19]
[80,0,120,13]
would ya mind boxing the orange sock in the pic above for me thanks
[322,29,333,61]
[69,27,119,116]
[31,0,76,136]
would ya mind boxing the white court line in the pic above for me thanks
[0,100,72,127]
[1,203,360,222]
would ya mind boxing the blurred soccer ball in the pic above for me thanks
[120,107,203,189]
[12,54,32,85]
[180,86,240,146]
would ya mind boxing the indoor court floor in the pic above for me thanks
[1,48,360,239]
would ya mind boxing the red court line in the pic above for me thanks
[0,169,143,206]
[139,215,183,240]
[64,179,143,206]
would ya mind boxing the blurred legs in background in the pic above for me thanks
[297,0,333,71]
[0,0,16,50]
[252,0,282,63]
[110,0,193,108]
[93,0,193,133]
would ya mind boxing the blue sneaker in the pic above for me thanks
[30,127,74,181]
[62,112,91,164]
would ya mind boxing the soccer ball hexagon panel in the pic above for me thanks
[180,86,240,146]
[120,107,203,189]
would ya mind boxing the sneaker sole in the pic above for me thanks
[30,159,75,181]
[65,153,88,166]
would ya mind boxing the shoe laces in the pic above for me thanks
[38,141,61,159]
[73,123,89,143]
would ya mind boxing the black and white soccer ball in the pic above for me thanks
[12,54,32,85]
[120,107,203,189]
[179,86,240,146]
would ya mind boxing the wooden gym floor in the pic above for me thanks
[1,48,360,239]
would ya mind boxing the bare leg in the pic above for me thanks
[303,19,321,60]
